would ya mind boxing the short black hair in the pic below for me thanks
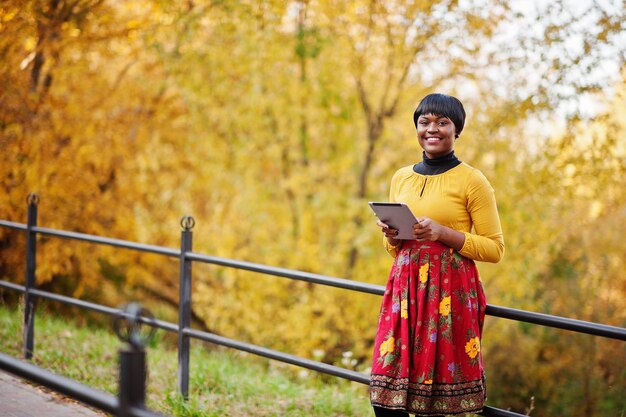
[413,93,466,137]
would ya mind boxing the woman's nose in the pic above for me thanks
[427,123,438,132]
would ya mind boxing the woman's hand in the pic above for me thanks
[413,217,443,242]
[377,220,400,246]
[413,217,466,251]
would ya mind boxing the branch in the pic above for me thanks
[355,76,372,122]
[378,5,396,118]
[134,282,211,332]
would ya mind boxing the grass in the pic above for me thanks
[0,302,373,417]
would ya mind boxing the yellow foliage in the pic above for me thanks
[0,1,625,416]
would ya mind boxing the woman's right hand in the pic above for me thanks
[377,220,400,245]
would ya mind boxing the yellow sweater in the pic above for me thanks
[383,163,504,263]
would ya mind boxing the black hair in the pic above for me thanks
[413,93,466,138]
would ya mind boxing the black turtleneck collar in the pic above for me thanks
[413,151,462,175]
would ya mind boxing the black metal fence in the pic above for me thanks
[0,302,167,417]
[1,194,625,417]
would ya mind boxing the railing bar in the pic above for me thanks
[1,277,624,341]
[0,352,167,417]
[31,226,180,257]
[486,305,626,341]
[2,282,622,344]
[184,328,371,384]
[186,252,385,295]
[183,255,626,340]
[0,351,118,413]
[482,406,529,417]
[150,318,179,333]
[0,281,26,292]
[25,288,179,333]
[29,289,120,315]
[0,220,27,231]
[177,223,194,399]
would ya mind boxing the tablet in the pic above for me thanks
[369,202,418,240]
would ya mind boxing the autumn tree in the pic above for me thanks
[1,1,624,415]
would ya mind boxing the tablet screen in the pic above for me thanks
[369,202,418,240]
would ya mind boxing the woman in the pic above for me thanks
[370,93,504,416]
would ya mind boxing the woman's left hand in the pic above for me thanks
[413,217,444,242]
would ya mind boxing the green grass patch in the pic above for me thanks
[0,303,372,416]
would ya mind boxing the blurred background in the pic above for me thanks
[0,1,624,415]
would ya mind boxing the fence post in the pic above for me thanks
[178,216,195,400]
[114,303,156,417]
[23,193,39,359]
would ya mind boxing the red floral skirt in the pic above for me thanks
[370,240,487,416]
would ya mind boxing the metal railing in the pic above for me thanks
[0,303,167,417]
[1,194,625,417]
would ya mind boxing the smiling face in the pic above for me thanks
[416,113,457,159]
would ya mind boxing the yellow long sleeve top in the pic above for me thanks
[383,163,504,263]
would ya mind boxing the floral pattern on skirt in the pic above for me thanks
[370,240,487,416]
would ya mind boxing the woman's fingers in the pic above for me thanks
[384,227,399,237]
[413,217,441,241]
[377,220,398,237]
